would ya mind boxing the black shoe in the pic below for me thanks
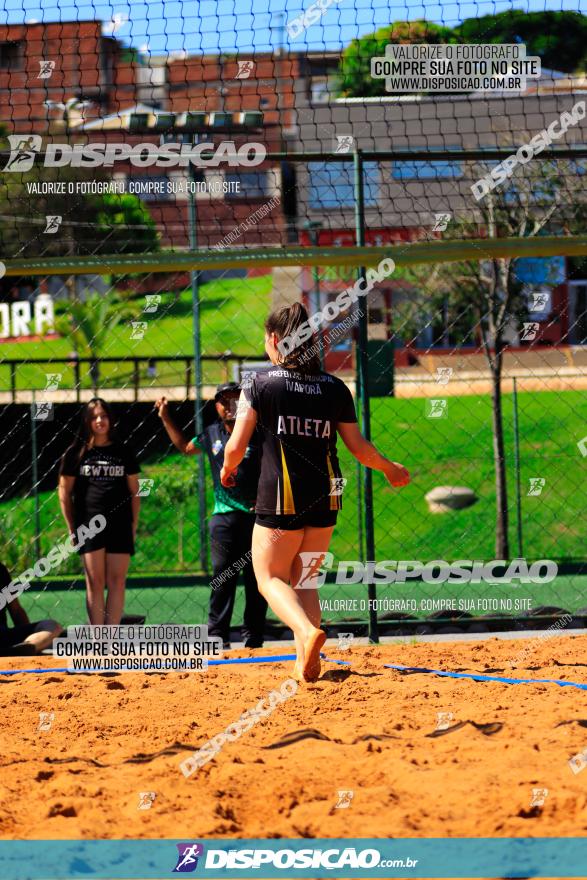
[209,630,230,650]
[0,643,37,657]
[243,638,263,649]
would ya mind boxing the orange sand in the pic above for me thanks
[1,636,587,841]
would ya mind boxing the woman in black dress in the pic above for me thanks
[58,398,141,625]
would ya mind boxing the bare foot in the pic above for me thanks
[302,628,326,682]
[292,660,305,682]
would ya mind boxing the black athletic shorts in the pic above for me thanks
[0,623,37,654]
[255,511,338,531]
[76,518,135,556]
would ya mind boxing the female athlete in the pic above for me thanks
[221,304,409,682]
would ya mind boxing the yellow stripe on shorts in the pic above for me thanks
[280,442,296,514]
[326,452,340,510]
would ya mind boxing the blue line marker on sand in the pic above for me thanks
[385,663,587,692]
[0,653,351,676]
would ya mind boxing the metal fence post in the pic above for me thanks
[30,394,41,563]
[353,148,378,644]
[188,159,209,574]
[74,356,80,403]
[133,359,140,402]
[512,376,523,558]
[355,363,365,562]
[389,330,395,397]
[185,359,191,398]
[305,220,325,370]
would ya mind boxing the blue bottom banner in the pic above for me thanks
[0,837,586,878]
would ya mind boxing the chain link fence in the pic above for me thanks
[1,3,587,636]
[1,259,586,636]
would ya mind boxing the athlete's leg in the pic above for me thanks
[291,525,335,627]
[252,525,325,680]
[22,619,63,652]
[290,526,335,680]
[83,549,107,624]
[104,553,130,625]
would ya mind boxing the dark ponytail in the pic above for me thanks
[265,302,321,374]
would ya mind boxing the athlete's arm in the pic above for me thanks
[58,474,77,534]
[127,473,141,538]
[155,397,201,456]
[337,422,410,487]
[221,395,258,487]
[7,597,29,627]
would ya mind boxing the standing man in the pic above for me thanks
[155,383,267,649]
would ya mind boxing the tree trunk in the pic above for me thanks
[490,355,509,559]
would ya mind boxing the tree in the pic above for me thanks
[392,157,586,557]
[335,11,587,98]
[337,20,456,98]
[92,192,161,257]
[0,164,159,298]
[54,292,141,390]
[454,11,587,74]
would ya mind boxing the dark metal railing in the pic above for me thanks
[0,354,266,403]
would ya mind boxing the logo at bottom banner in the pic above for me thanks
[173,843,205,872]
[182,846,386,871]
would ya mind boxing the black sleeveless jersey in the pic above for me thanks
[243,367,357,515]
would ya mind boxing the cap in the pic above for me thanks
[214,381,241,401]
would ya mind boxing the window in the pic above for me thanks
[392,147,463,181]
[502,177,557,207]
[309,161,380,209]
[126,175,172,202]
[224,171,268,199]
[0,41,23,70]
[570,158,587,175]
[310,78,336,104]
[369,308,385,324]
[515,257,565,287]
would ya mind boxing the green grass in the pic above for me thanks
[2,388,585,578]
[4,383,585,626]
[4,270,584,627]
[0,275,272,391]
[363,389,586,564]
[23,575,587,628]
